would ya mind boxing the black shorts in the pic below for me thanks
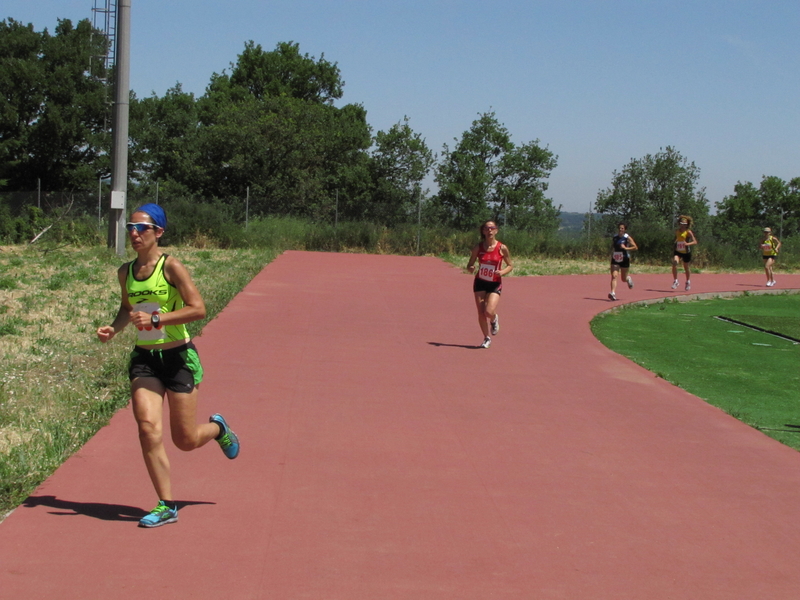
[674,252,692,263]
[128,341,204,394]
[611,257,630,269]
[473,277,502,295]
[763,255,777,261]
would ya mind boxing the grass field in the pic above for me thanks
[591,293,800,450]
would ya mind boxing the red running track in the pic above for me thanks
[1,251,800,599]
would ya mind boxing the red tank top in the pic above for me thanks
[475,241,504,282]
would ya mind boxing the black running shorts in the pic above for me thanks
[473,278,502,295]
[128,341,204,393]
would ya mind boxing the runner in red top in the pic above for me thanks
[466,220,513,348]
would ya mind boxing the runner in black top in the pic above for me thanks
[608,223,637,301]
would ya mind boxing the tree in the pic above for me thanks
[368,117,434,226]
[129,84,203,197]
[595,147,710,232]
[228,41,343,104]
[713,175,800,249]
[495,139,560,232]
[432,111,559,231]
[0,18,109,193]
[129,41,372,220]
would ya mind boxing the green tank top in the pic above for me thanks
[126,254,190,346]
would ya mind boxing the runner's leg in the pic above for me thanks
[131,378,172,501]
[474,291,490,338]
[610,264,619,294]
[483,292,501,328]
[167,387,220,451]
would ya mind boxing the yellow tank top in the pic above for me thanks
[761,236,778,257]
[126,254,190,346]
[675,230,691,254]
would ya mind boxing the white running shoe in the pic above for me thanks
[685,281,691,291]
[767,280,775,287]
[480,337,491,349]
[491,315,500,336]
[626,276,634,289]
[608,292,617,301]
[671,280,679,290]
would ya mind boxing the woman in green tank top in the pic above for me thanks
[96,204,240,528]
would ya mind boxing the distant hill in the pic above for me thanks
[558,211,601,234]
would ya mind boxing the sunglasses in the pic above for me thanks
[126,222,158,233]
[484,226,497,231]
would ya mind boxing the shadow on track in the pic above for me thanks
[758,424,800,434]
[427,342,483,350]
[22,495,215,521]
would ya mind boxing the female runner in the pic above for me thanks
[466,220,513,349]
[671,215,698,291]
[97,204,239,528]
[608,223,638,301]
[760,227,781,287]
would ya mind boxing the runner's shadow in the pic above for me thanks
[584,297,617,302]
[428,342,483,350]
[22,495,215,522]
[644,289,679,293]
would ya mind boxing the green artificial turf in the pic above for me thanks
[591,292,800,450]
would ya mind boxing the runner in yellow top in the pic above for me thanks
[671,215,698,291]
[96,204,240,528]
[760,227,782,287]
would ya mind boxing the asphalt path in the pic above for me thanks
[1,251,799,599]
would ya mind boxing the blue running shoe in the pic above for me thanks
[139,501,178,528]
[210,413,240,459]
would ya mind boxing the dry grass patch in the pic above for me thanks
[441,253,777,276]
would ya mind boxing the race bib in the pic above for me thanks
[761,243,773,252]
[676,241,687,252]
[478,263,496,282]
[133,302,165,342]
[612,252,624,263]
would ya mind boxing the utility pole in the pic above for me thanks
[107,0,131,256]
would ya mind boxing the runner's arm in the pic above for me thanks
[97,264,133,342]
[466,245,480,274]
[159,255,207,327]
[498,245,513,277]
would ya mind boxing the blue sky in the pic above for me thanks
[5,1,799,213]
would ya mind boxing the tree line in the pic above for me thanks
[1,18,558,233]
[1,17,798,250]
[594,147,799,252]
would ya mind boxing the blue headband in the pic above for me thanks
[133,204,167,230]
